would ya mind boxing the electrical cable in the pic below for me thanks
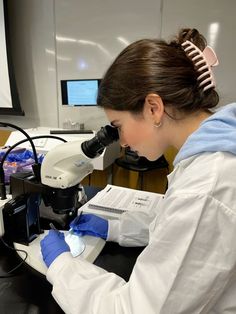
[0,135,67,199]
[0,237,28,278]
[0,123,38,163]
[1,135,67,165]
[0,123,39,199]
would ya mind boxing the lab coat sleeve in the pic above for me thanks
[107,210,156,246]
[47,193,236,314]
[107,192,164,247]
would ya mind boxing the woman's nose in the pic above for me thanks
[118,131,129,148]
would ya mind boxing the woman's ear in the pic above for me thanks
[144,93,164,121]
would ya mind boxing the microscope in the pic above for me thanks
[1,125,119,245]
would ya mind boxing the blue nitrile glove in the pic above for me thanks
[40,230,70,267]
[70,214,108,240]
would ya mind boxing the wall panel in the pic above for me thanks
[0,0,58,128]
[55,0,162,130]
[161,0,236,106]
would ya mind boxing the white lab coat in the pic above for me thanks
[46,151,236,314]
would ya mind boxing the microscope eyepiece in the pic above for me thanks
[81,125,119,158]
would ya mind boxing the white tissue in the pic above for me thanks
[64,230,86,257]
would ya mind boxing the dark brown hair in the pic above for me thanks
[97,28,219,114]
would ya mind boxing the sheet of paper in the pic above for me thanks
[88,184,163,214]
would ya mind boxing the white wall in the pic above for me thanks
[0,0,58,128]
[0,0,236,129]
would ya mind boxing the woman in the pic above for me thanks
[41,28,236,313]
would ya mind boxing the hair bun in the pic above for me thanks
[173,28,207,51]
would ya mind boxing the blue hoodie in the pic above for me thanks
[174,103,236,166]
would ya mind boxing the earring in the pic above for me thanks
[154,122,162,128]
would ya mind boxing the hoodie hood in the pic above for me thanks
[174,103,236,166]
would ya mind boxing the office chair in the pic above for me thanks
[115,147,169,190]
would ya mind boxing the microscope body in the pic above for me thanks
[1,125,119,245]
[2,171,82,245]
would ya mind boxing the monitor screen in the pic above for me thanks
[61,79,101,106]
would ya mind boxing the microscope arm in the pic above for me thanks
[40,140,94,189]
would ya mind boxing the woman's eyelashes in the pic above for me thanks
[112,124,122,131]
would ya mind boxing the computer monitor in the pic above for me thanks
[61,79,101,106]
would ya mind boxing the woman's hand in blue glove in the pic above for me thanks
[70,214,108,240]
[40,230,70,267]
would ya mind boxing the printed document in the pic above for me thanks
[86,184,163,217]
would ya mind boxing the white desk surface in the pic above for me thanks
[0,196,11,237]
[14,232,106,276]
[0,197,105,275]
